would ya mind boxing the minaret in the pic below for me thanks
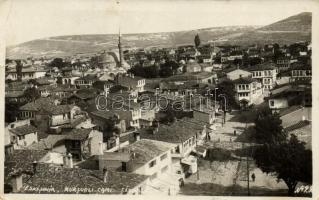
[118,28,123,68]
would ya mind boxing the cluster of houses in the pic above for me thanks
[4,40,312,195]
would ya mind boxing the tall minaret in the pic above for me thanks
[118,28,123,68]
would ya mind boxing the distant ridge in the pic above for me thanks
[258,12,311,32]
[6,12,312,59]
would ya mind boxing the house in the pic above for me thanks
[6,66,48,81]
[248,62,277,90]
[61,75,81,85]
[27,134,67,153]
[117,74,146,93]
[5,91,27,104]
[185,61,202,73]
[163,72,217,86]
[19,97,61,120]
[63,128,103,160]
[285,121,311,150]
[290,62,312,82]
[136,123,199,177]
[279,106,311,128]
[121,139,177,184]
[90,110,126,143]
[74,75,99,88]
[5,119,38,149]
[33,77,56,86]
[276,56,291,72]
[5,150,149,194]
[226,68,252,81]
[34,104,84,132]
[268,85,311,110]
[233,77,263,107]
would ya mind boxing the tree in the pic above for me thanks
[194,34,201,48]
[49,58,67,69]
[16,60,23,81]
[254,107,286,144]
[216,79,238,110]
[23,86,41,102]
[254,135,312,196]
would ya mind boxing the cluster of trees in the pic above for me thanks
[128,60,180,78]
[215,79,238,110]
[49,58,70,69]
[252,107,312,196]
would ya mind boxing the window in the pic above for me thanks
[10,124,15,129]
[160,153,167,161]
[149,160,156,168]
[270,100,275,107]
[18,135,25,140]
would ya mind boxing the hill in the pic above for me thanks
[6,12,312,59]
[231,12,311,45]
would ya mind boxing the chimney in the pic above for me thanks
[302,115,306,121]
[67,153,73,168]
[99,141,104,155]
[32,161,38,174]
[103,167,108,183]
[11,174,23,192]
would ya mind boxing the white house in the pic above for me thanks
[6,120,38,149]
[233,77,263,106]
[226,68,252,81]
[248,63,277,90]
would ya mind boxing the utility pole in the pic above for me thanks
[243,123,250,196]
[247,149,250,196]
[196,135,200,181]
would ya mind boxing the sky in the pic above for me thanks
[1,0,314,46]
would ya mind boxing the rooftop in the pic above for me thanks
[122,139,175,165]
[19,165,148,194]
[137,123,197,144]
[10,124,38,136]
[164,72,216,82]
[232,77,255,84]
[247,62,276,71]
[5,149,49,179]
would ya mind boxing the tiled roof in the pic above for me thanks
[63,129,92,141]
[5,91,24,98]
[27,135,67,150]
[122,139,175,165]
[50,105,74,115]
[247,62,276,71]
[284,120,311,132]
[137,123,197,143]
[75,75,99,81]
[5,149,49,178]
[19,98,58,111]
[19,165,148,194]
[90,110,118,120]
[164,72,216,82]
[35,77,55,85]
[290,62,311,70]
[278,105,303,117]
[232,77,255,84]
[98,152,131,162]
[10,124,38,136]
[117,75,144,88]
